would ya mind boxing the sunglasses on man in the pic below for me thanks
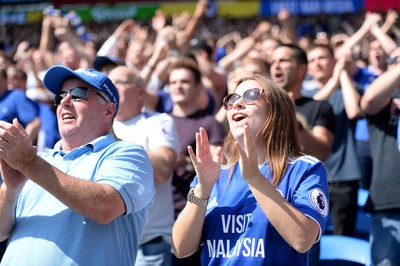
[54,87,107,106]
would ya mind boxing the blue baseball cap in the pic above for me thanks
[43,65,119,114]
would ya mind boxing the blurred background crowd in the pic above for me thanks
[1,0,400,265]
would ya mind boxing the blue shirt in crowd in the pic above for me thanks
[1,133,155,266]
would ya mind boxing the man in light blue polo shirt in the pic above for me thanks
[0,65,155,266]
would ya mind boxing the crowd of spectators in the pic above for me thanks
[1,0,400,264]
[0,9,371,56]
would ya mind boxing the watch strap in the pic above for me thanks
[187,187,209,207]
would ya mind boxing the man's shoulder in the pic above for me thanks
[94,134,147,154]
[0,89,23,102]
[118,111,174,126]
[107,138,146,150]
[138,112,176,131]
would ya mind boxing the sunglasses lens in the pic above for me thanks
[54,95,63,105]
[224,94,240,110]
[243,89,262,104]
[54,87,90,106]
[70,87,89,100]
[223,88,263,110]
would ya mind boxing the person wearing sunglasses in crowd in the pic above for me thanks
[172,74,329,265]
[0,65,155,265]
[360,47,400,266]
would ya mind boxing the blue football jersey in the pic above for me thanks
[191,156,329,265]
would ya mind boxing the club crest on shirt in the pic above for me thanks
[309,188,329,217]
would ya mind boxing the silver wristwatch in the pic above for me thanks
[187,188,209,207]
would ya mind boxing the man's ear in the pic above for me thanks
[105,103,117,120]
[298,63,308,80]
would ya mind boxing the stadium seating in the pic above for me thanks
[319,235,372,266]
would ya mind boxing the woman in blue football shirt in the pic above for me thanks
[172,74,330,265]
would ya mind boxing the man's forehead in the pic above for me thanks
[308,47,331,57]
[113,78,129,83]
[331,33,348,42]
[274,47,294,57]
[170,68,195,79]
[109,67,130,80]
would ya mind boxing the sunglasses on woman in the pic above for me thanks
[223,88,264,110]
[54,87,107,106]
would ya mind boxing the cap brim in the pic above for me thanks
[44,65,102,95]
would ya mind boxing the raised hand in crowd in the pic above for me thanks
[277,6,296,44]
[96,19,134,59]
[152,9,167,34]
[40,11,95,69]
[381,9,398,34]
[171,10,191,31]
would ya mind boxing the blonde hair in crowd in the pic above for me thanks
[223,74,304,186]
